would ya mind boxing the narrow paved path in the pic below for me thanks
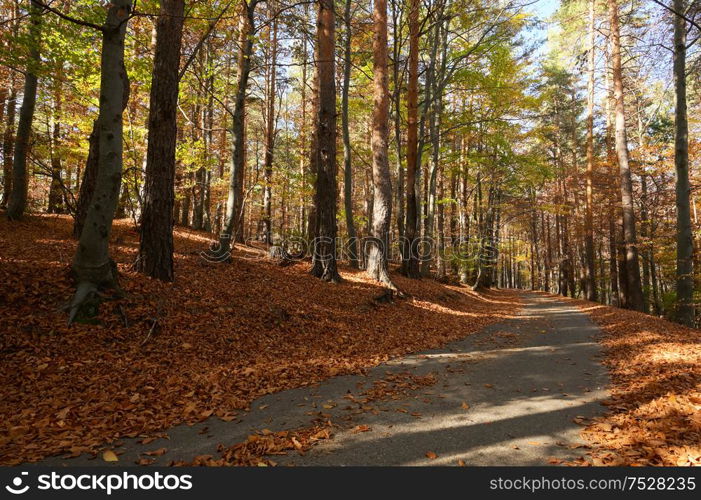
[44,292,609,466]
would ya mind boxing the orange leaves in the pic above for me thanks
[352,425,372,434]
[0,215,520,465]
[567,295,701,466]
[425,451,438,460]
[178,423,333,466]
[361,372,438,403]
[143,448,167,457]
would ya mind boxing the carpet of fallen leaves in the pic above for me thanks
[554,294,701,466]
[0,215,521,465]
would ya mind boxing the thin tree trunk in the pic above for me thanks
[135,0,185,281]
[640,174,651,312]
[262,3,277,246]
[436,170,445,278]
[392,0,405,256]
[7,0,41,221]
[2,81,16,208]
[584,0,597,301]
[402,0,420,278]
[48,75,64,213]
[421,16,448,276]
[298,23,308,236]
[341,0,358,267]
[216,1,258,258]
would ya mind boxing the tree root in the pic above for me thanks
[68,281,101,325]
[310,260,342,283]
[68,258,123,325]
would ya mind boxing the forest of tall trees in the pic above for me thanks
[0,0,699,325]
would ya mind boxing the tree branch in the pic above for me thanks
[33,0,104,32]
[650,0,701,32]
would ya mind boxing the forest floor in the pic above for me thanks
[560,294,701,466]
[1,215,700,466]
[0,214,520,465]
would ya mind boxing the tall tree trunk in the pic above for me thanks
[1,81,16,208]
[392,0,405,257]
[298,15,308,236]
[7,0,41,221]
[310,0,341,282]
[216,1,258,258]
[306,60,319,243]
[673,0,694,326]
[584,0,597,301]
[0,87,6,156]
[421,16,448,277]
[640,174,651,312]
[135,0,185,281]
[402,0,420,278]
[366,0,394,288]
[436,171,445,278]
[73,67,130,238]
[47,74,64,214]
[608,0,644,311]
[262,3,277,246]
[69,0,133,322]
[341,0,358,267]
[192,105,205,230]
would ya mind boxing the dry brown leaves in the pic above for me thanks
[0,215,521,464]
[553,294,701,466]
[360,371,438,402]
[173,422,333,466]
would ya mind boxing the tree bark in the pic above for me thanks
[47,83,64,214]
[1,82,16,208]
[366,0,394,288]
[216,1,258,259]
[584,0,597,301]
[342,0,358,268]
[262,2,277,246]
[69,0,133,322]
[673,0,694,326]
[73,65,130,239]
[135,0,185,282]
[7,0,41,221]
[402,0,420,278]
[310,0,341,282]
[608,0,645,311]
[391,0,404,259]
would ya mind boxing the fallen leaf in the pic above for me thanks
[144,448,167,457]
